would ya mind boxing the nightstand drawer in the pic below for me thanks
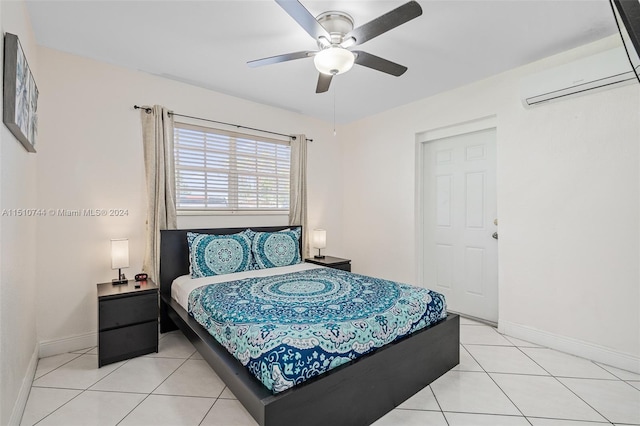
[305,256,351,272]
[332,263,351,272]
[99,292,158,330]
[99,321,158,366]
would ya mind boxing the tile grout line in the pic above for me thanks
[27,337,205,426]
[509,339,623,426]
[32,355,136,426]
[112,333,177,425]
[622,380,640,392]
[115,392,153,426]
[148,355,192,394]
[460,341,534,425]
[592,361,640,393]
[430,362,631,426]
[80,388,147,396]
[87,355,134,389]
[593,361,640,383]
[546,378,615,425]
[197,386,229,426]
[32,352,85,382]
[513,344,614,424]
[440,410,529,417]
[31,388,85,425]
[487,327,636,424]
[115,355,193,426]
[524,415,614,424]
[592,360,627,379]
[29,384,220,401]
[427,384,449,426]
[515,346,630,382]
[462,343,533,347]
[394,407,617,424]
[145,354,215,426]
[144,355,199,360]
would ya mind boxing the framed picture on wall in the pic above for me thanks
[3,32,38,153]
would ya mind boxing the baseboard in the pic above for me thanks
[39,331,97,358]
[8,346,38,426]
[499,320,640,374]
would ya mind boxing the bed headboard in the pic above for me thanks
[159,226,301,300]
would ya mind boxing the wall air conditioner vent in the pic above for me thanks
[520,47,639,108]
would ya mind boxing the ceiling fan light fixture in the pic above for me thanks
[314,47,355,75]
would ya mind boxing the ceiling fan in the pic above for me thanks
[247,0,423,93]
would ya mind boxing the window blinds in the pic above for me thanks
[174,122,291,211]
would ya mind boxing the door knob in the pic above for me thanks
[492,232,498,240]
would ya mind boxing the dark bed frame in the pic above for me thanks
[159,226,459,426]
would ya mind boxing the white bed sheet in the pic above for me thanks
[171,262,324,311]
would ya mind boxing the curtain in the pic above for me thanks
[289,134,309,258]
[141,105,177,281]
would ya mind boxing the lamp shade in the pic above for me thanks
[314,47,355,75]
[312,229,327,249]
[111,239,129,269]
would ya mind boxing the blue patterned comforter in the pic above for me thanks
[188,267,446,393]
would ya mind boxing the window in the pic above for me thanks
[173,122,290,212]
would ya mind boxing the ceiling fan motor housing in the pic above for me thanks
[316,11,354,46]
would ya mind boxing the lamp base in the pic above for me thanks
[314,255,325,259]
[112,268,128,285]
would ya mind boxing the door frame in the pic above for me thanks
[414,115,498,321]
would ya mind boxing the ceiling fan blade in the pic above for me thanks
[353,51,407,76]
[316,73,333,93]
[275,0,331,41]
[343,1,422,47]
[247,51,314,68]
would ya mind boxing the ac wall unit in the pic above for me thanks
[520,47,639,107]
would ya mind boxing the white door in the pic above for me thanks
[422,128,498,322]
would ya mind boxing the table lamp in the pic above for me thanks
[111,238,129,285]
[312,229,326,259]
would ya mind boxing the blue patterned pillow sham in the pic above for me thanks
[251,230,301,269]
[187,231,253,278]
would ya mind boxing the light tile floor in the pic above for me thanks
[21,318,640,426]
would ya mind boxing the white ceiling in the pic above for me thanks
[26,0,617,123]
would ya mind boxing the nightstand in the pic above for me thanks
[305,256,351,272]
[97,279,159,367]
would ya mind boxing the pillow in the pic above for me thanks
[187,231,253,278]
[286,227,301,239]
[252,230,301,269]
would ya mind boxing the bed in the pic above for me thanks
[159,226,459,426]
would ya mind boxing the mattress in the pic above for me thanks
[171,263,323,310]
[176,266,447,393]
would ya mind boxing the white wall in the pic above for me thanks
[0,1,39,424]
[341,35,640,370]
[34,47,344,351]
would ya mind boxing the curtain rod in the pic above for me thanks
[133,105,313,142]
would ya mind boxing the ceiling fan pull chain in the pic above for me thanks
[333,81,337,137]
